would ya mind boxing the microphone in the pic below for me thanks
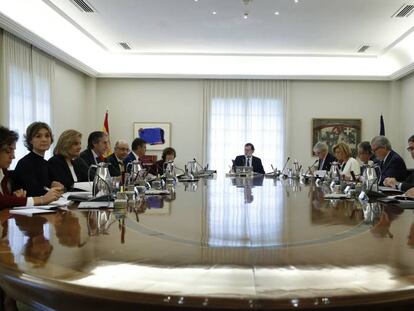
[281,157,290,175]
[193,158,204,171]
[306,159,319,174]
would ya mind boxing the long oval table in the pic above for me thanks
[0,176,414,310]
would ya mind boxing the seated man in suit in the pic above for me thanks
[313,141,336,171]
[80,131,109,167]
[234,143,265,174]
[370,135,408,185]
[384,135,414,191]
[124,138,147,169]
[107,140,130,177]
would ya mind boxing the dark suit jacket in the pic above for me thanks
[379,150,408,185]
[234,155,265,174]
[0,169,27,209]
[48,154,89,190]
[318,153,336,171]
[12,151,50,196]
[107,153,124,177]
[80,149,100,167]
[401,170,414,192]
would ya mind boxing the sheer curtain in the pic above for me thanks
[203,80,288,248]
[203,79,288,174]
[2,31,54,166]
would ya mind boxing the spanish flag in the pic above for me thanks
[103,110,112,157]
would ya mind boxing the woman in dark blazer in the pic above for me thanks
[48,130,89,191]
[13,122,63,196]
[150,147,176,176]
[0,126,61,209]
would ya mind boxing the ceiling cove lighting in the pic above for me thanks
[0,0,411,79]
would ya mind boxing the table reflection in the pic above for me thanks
[2,177,414,310]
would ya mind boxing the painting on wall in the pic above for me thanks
[133,122,171,151]
[312,118,361,156]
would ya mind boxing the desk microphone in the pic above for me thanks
[281,157,290,175]
[306,159,319,174]
[193,158,204,171]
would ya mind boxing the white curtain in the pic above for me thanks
[203,79,288,247]
[203,79,287,174]
[2,31,54,166]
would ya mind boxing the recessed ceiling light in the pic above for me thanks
[243,13,248,19]
[212,11,217,15]
[194,0,198,2]
[294,0,299,3]
[274,11,279,15]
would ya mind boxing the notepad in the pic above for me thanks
[10,208,56,216]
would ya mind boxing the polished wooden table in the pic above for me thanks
[1,176,414,310]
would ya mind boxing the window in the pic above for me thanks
[205,80,287,173]
[2,31,54,166]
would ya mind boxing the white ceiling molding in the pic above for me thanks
[0,0,413,80]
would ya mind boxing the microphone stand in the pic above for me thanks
[281,157,291,176]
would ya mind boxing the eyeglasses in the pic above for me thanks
[372,146,384,153]
[116,147,130,152]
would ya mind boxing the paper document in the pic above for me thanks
[145,189,170,195]
[379,186,403,193]
[13,204,58,210]
[324,193,350,199]
[78,202,114,209]
[10,209,56,216]
[63,191,92,199]
[314,170,327,178]
[73,182,93,192]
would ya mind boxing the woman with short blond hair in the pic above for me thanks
[333,142,360,179]
[48,130,89,190]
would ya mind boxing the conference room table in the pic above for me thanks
[0,175,414,310]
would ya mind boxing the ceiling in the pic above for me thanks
[1,0,414,79]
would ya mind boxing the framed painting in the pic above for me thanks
[312,118,361,156]
[133,122,171,151]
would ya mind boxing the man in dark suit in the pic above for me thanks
[371,135,408,185]
[124,138,147,169]
[234,143,265,174]
[80,131,109,167]
[313,141,336,171]
[384,135,414,191]
[107,140,130,177]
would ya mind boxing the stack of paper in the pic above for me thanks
[10,208,56,216]
[73,182,93,192]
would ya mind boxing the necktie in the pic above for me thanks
[119,161,125,173]
[247,157,251,167]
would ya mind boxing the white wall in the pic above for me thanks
[288,80,399,167]
[53,61,92,148]
[95,79,203,168]
[95,78,400,171]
